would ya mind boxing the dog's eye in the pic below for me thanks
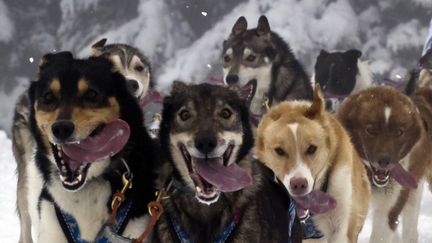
[135,65,144,72]
[366,125,378,136]
[224,55,231,62]
[274,147,286,156]
[246,55,256,62]
[179,110,191,121]
[42,91,57,105]
[220,108,232,119]
[305,145,317,155]
[395,129,404,137]
[83,89,99,102]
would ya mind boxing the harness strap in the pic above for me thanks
[169,211,242,243]
[287,199,296,243]
[54,201,132,243]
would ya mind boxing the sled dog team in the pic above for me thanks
[12,15,432,243]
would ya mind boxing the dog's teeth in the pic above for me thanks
[196,186,202,193]
[77,174,82,182]
[59,174,66,182]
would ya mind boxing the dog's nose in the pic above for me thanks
[225,74,239,84]
[52,120,75,141]
[195,136,217,154]
[289,177,309,196]
[377,156,391,168]
[126,79,140,93]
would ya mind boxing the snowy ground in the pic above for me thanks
[0,129,431,242]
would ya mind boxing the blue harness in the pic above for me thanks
[169,211,241,243]
[54,201,132,243]
[287,199,296,243]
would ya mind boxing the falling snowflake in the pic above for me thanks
[201,11,207,16]
[29,57,34,63]
[395,74,402,79]
[207,64,212,68]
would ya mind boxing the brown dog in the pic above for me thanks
[256,85,370,243]
[338,86,432,242]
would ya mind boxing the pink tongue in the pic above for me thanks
[390,164,418,189]
[294,190,337,215]
[195,158,252,192]
[62,119,130,169]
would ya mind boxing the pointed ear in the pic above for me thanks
[91,38,107,56]
[318,49,329,58]
[256,15,270,36]
[39,51,73,69]
[346,49,362,58]
[171,80,189,95]
[305,84,325,119]
[232,16,247,36]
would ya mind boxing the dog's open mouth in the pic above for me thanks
[369,163,417,189]
[179,144,252,205]
[51,119,130,191]
[370,166,390,187]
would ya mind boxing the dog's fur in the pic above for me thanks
[312,49,373,111]
[411,87,432,194]
[12,40,152,242]
[154,82,302,243]
[338,86,432,242]
[92,38,152,100]
[256,85,370,243]
[22,52,158,242]
[222,16,313,117]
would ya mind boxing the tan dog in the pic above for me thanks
[256,85,370,243]
[338,86,432,243]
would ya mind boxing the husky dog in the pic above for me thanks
[312,49,373,111]
[91,38,152,100]
[338,86,432,242]
[154,82,302,243]
[13,39,154,243]
[222,16,313,118]
[20,52,159,242]
[256,85,370,243]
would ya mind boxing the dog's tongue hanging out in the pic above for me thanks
[62,119,130,170]
[195,158,252,192]
[390,164,418,189]
[294,190,337,215]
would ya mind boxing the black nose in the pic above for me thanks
[52,120,75,141]
[126,79,140,93]
[195,136,217,154]
[226,74,239,84]
[377,156,391,168]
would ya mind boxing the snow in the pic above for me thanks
[0,0,14,42]
[0,129,432,242]
[0,130,19,242]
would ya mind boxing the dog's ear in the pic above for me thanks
[171,80,189,95]
[256,15,270,36]
[318,49,329,59]
[232,16,247,36]
[39,51,73,70]
[305,84,325,119]
[91,38,107,56]
[345,49,362,62]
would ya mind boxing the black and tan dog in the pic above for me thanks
[154,82,302,242]
[23,52,158,242]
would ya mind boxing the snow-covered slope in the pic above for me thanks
[0,130,432,242]
[0,0,431,132]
